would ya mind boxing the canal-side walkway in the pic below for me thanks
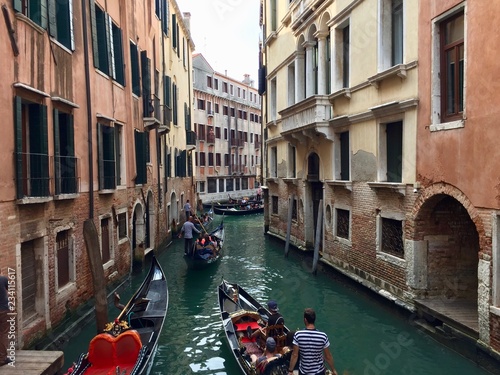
[0,351,63,375]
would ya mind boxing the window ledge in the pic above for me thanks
[54,193,79,200]
[490,306,500,317]
[267,119,279,128]
[325,180,353,191]
[56,282,77,302]
[429,119,465,132]
[376,251,406,267]
[118,237,128,245]
[17,196,53,205]
[335,236,352,247]
[103,260,115,271]
[368,61,418,89]
[283,178,299,185]
[368,182,406,196]
[328,88,351,102]
[99,189,116,195]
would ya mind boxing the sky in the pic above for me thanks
[175,0,262,85]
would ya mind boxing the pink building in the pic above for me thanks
[0,0,194,347]
[417,0,500,361]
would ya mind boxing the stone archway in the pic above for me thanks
[169,192,179,233]
[410,183,483,335]
[132,202,145,253]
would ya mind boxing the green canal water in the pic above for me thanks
[62,214,493,375]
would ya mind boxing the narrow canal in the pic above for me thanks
[63,214,492,374]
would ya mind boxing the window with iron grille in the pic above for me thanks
[56,230,71,288]
[336,208,350,240]
[226,178,234,192]
[54,109,78,195]
[381,217,404,258]
[117,212,127,240]
[272,196,278,215]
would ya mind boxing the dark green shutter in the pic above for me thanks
[386,121,403,182]
[135,131,146,185]
[113,27,125,85]
[187,151,192,177]
[141,51,151,116]
[14,96,23,199]
[130,42,140,96]
[102,125,115,189]
[97,123,103,189]
[89,0,99,67]
[13,0,22,12]
[48,0,57,37]
[105,15,113,76]
[340,131,350,181]
[114,126,121,186]
[162,0,169,33]
[172,14,177,49]
[40,0,48,29]
[67,114,76,193]
[173,83,177,125]
[53,109,61,194]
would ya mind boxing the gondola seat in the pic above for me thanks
[86,330,142,374]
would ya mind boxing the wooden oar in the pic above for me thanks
[194,215,208,234]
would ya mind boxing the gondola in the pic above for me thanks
[184,220,224,268]
[203,199,262,210]
[213,205,263,216]
[217,279,292,375]
[65,256,168,375]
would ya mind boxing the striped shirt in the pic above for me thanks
[293,329,330,374]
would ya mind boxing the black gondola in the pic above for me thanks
[184,220,225,268]
[217,279,292,375]
[65,256,168,375]
[213,205,263,216]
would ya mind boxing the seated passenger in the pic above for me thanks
[250,337,281,374]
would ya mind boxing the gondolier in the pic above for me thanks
[184,200,192,221]
[179,215,201,255]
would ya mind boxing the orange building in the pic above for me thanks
[0,0,194,347]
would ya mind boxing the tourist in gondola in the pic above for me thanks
[178,215,201,255]
[288,308,338,375]
[250,337,282,374]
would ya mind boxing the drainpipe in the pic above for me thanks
[82,0,94,218]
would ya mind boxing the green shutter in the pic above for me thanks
[386,121,403,183]
[106,15,114,77]
[69,0,75,50]
[14,96,23,199]
[13,0,22,12]
[114,126,121,186]
[135,131,144,184]
[113,27,124,85]
[340,131,349,181]
[47,0,57,37]
[97,123,103,189]
[40,0,48,29]
[89,0,99,67]
[172,14,177,49]
[141,51,151,115]
[53,109,60,194]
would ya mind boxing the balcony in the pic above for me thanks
[280,95,333,144]
[186,130,197,151]
[230,138,244,147]
[207,132,216,144]
[14,152,50,201]
[143,94,162,130]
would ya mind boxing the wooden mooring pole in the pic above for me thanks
[312,199,323,274]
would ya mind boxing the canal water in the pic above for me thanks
[62,214,493,375]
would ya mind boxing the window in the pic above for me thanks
[335,208,350,240]
[215,103,219,113]
[208,152,214,166]
[335,131,350,181]
[90,3,124,82]
[47,0,75,50]
[198,99,205,110]
[101,217,111,264]
[270,78,277,121]
[134,130,148,184]
[14,97,49,198]
[199,152,206,166]
[292,198,297,221]
[56,230,74,289]
[98,123,123,189]
[270,146,278,178]
[288,63,296,106]
[207,76,213,88]
[272,196,278,215]
[223,106,228,116]
[226,178,234,192]
[215,127,221,138]
[207,178,216,193]
[287,143,296,178]
[130,42,141,96]
[172,82,178,125]
[214,78,219,90]
[21,239,43,324]
[381,121,403,183]
[342,25,350,88]
[117,212,127,240]
[218,178,225,192]
[379,0,404,70]
[216,153,221,166]
[223,82,228,93]
[13,0,47,28]
[381,217,404,258]
[54,109,77,194]
[334,20,350,90]
[270,0,277,31]
[441,12,464,121]
[230,85,234,95]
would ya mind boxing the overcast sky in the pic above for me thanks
[175,0,261,85]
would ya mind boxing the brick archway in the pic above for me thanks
[410,182,482,304]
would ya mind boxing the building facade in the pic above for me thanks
[0,0,194,347]
[261,0,500,366]
[193,54,262,204]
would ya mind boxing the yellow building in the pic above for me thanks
[261,0,418,304]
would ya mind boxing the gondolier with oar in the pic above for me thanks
[179,215,201,256]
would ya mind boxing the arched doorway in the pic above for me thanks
[305,152,323,249]
[169,192,179,232]
[413,193,479,334]
[132,202,145,254]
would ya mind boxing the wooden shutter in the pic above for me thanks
[135,130,146,184]
[130,42,140,96]
[141,51,151,116]
[340,131,349,181]
[172,13,177,49]
[89,0,99,67]
[113,26,125,85]
[69,0,75,50]
[97,123,103,189]
[14,96,23,199]
[48,0,57,37]
[53,109,61,194]
[13,0,22,12]
[107,15,115,78]
[386,121,403,183]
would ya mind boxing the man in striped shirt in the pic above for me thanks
[288,308,338,375]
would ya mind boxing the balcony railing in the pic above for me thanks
[14,152,50,198]
[100,159,116,190]
[186,130,197,149]
[230,138,244,147]
[54,156,79,195]
[280,95,332,141]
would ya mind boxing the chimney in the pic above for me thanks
[183,12,191,32]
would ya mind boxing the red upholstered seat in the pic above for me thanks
[85,330,142,374]
[234,321,260,331]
